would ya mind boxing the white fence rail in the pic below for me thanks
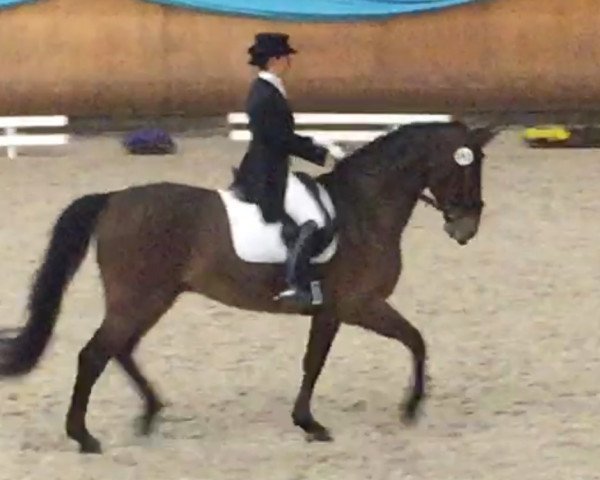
[0,115,69,159]
[227,112,453,143]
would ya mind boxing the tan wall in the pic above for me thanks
[1,0,599,116]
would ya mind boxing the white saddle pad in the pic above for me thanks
[218,173,338,264]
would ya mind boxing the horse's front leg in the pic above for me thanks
[340,299,427,423]
[292,310,340,442]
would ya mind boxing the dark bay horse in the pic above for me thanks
[0,121,498,453]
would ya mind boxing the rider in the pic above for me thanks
[233,32,345,307]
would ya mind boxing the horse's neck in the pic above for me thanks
[321,162,426,246]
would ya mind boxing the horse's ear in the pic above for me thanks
[470,125,502,147]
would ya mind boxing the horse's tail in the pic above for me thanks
[0,193,111,376]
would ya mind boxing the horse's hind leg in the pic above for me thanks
[65,294,174,454]
[292,310,340,442]
[65,325,124,454]
[341,300,427,423]
[116,334,164,436]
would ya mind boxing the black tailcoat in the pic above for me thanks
[234,77,327,223]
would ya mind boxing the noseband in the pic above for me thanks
[418,193,442,211]
[418,193,484,214]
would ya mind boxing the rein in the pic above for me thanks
[418,193,442,211]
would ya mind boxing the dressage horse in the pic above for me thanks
[0,121,499,453]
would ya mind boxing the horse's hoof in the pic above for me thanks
[293,412,333,442]
[401,397,423,425]
[305,425,334,443]
[135,413,159,436]
[135,402,164,436]
[135,417,150,436]
[401,409,419,425]
[79,435,102,454]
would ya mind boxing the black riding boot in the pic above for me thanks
[275,220,320,307]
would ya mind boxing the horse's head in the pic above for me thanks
[326,121,501,246]
[424,124,499,245]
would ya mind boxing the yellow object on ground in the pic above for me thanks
[523,125,571,141]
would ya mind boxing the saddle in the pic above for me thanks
[218,171,338,264]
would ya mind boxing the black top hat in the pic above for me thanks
[247,32,297,66]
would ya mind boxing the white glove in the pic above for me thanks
[327,143,346,160]
[316,139,346,160]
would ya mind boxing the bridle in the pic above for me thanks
[418,192,442,211]
[418,144,485,215]
[418,193,484,213]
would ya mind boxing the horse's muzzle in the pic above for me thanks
[443,213,481,245]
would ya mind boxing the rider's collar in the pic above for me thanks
[258,71,287,98]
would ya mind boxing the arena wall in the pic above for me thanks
[0,0,598,116]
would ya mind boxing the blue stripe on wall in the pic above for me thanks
[0,0,38,8]
[142,0,489,21]
[1,0,492,20]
